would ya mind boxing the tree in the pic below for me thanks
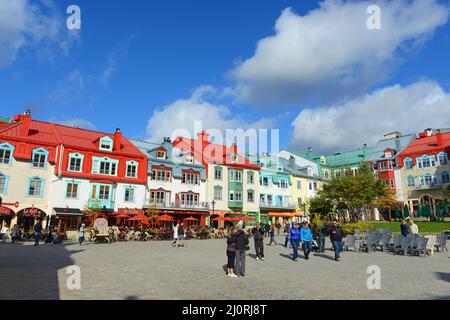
[374,196,402,221]
[308,162,388,222]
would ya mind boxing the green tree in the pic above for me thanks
[308,162,388,222]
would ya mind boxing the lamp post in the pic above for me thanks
[211,200,216,229]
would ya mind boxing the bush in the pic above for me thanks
[342,221,376,234]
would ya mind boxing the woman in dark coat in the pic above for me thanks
[226,226,238,277]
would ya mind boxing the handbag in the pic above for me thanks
[245,245,250,251]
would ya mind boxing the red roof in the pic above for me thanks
[172,131,260,170]
[398,131,450,166]
[398,132,450,157]
[0,114,145,158]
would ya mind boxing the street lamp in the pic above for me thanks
[211,200,216,228]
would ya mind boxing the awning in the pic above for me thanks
[0,206,15,217]
[53,208,84,217]
[118,208,144,216]
[17,207,47,218]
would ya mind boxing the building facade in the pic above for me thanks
[0,112,148,237]
[173,131,260,225]
[397,129,450,218]
[131,137,209,226]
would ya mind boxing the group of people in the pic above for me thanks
[286,220,346,261]
[400,219,419,236]
[0,220,61,246]
[172,222,186,247]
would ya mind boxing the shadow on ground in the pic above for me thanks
[435,272,450,283]
[0,241,80,300]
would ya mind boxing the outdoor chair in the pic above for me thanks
[393,235,408,255]
[435,234,448,252]
[424,235,436,255]
[412,236,428,257]
[377,233,391,252]
[361,234,378,253]
[344,234,358,252]
[354,229,361,239]
[408,234,419,254]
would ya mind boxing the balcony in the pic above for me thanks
[88,198,115,210]
[260,202,296,210]
[144,200,210,211]
[410,182,443,190]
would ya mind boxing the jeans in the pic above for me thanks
[34,232,40,246]
[284,235,291,248]
[291,239,299,260]
[302,241,312,258]
[268,236,277,245]
[318,236,325,253]
[235,250,246,276]
[79,236,85,245]
[255,240,264,258]
[332,240,343,260]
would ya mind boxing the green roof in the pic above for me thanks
[0,117,10,123]
[324,147,373,167]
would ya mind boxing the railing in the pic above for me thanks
[88,199,115,210]
[410,182,443,190]
[144,200,210,210]
[260,202,296,209]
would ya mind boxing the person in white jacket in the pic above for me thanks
[172,223,178,247]
[409,220,419,235]
[1,224,9,243]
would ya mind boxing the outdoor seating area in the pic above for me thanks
[343,228,448,257]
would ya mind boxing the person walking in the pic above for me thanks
[172,222,179,247]
[290,222,300,261]
[409,220,419,235]
[284,221,291,248]
[327,221,345,261]
[177,224,186,247]
[226,226,239,278]
[1,223,9,243]
[252,223,265,261]
[11,224,19,244]
[400,220,409,237]
[276,222,281,236]
[234,221,249,277]
[300,222,313,260]
[317,223,327,253]
[267,225,278,246]
[78,223,85,245]
[33,220,42,247]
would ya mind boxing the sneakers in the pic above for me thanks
[293,258,298,261]
[228,273,238,278]
[255,257,260,261]
[261,257,264,261]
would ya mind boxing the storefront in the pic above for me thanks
[16,207,47,233]
[52,208,84,240]
[0,206,15,227]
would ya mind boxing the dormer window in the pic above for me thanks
[31,148,49,168]
[384,150,393,158]
[99,136,113,152]
[186,154,194,163]
[231,153,238,163]
[156,150,167,159]
[0,142,14,165]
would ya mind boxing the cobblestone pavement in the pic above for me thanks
[0,237,449,300]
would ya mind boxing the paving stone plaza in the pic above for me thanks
[1,236,449,300]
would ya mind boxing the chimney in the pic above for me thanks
[289,155,296,169]
[395,137,401,152]
[436,132,444,147]
[231,143,238,154]
[425,128,433,137]
[113,128,122,151]
[22,109,31,136]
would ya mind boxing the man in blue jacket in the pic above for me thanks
[400,220,409,237]
[300,222,313,260]
[290,222,300,261]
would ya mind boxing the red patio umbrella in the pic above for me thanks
[156,214,175,221]
[241,216,256,221]
[127,215,150,225]
[183,216,198,221]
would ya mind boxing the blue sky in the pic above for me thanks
[1,0,450,154]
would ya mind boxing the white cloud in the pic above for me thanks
[99,35,135,86]
[232,0,449,106]
[290,80,450,153]
[145,85,275,143]
[51,118,97,130]
[47,70,85,105]
[0,0,79,68]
